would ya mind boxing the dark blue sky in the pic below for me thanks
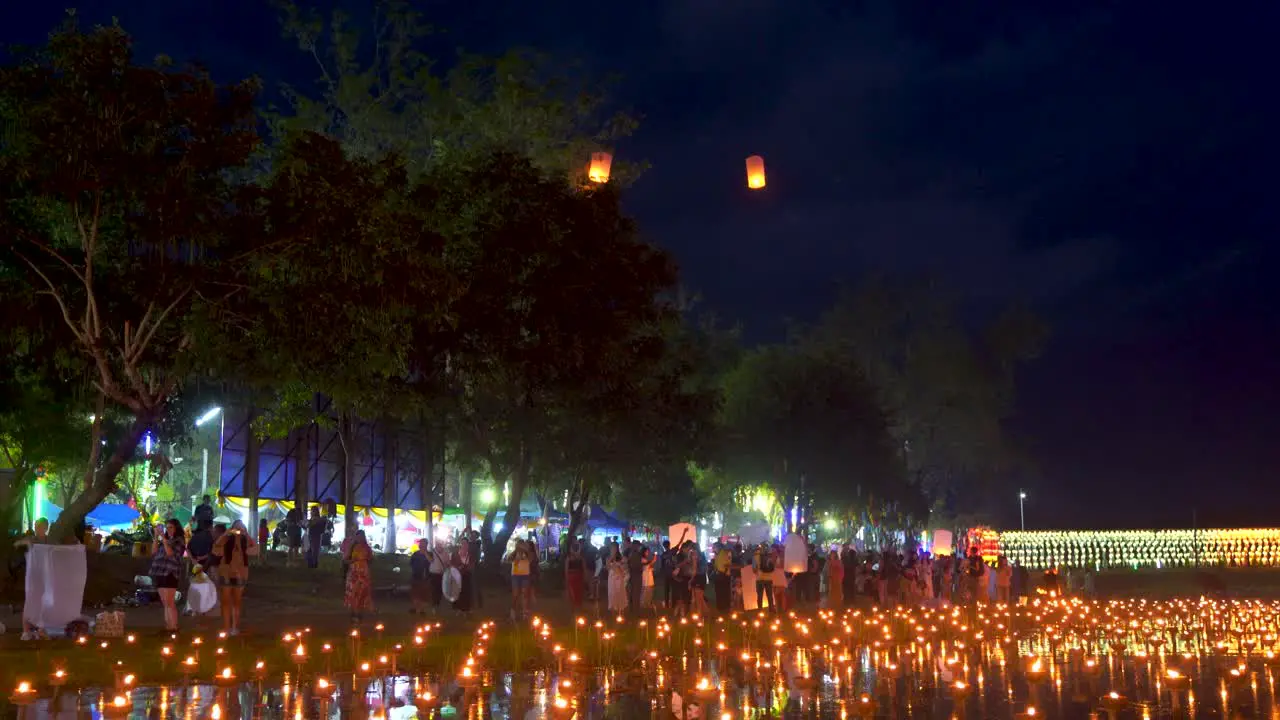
[7,1,1279,529]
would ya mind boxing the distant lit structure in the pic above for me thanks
[999,528,1280,569]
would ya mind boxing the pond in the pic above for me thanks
[7,598,1280,718]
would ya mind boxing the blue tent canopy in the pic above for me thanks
[588,505,627,530]
[45,502,140,530]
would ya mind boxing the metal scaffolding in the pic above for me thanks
[216,396,451,551]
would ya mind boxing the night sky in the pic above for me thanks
[6,1,1278,530]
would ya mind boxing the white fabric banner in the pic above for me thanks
[24,544,87,631]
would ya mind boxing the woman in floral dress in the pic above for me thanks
[344,530,374,623]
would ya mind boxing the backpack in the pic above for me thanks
[759,553,776,574]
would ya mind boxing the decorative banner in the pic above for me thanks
[668,523,696,548]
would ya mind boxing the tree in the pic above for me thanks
[0,21,261,540]
[270,0,639,182]
[429,154,678,565]
[804,279,1048,519]
[256,2,648,538]
[194,129,463,527]
[550,317,723,541]
[0,326,92,578]
[718,344,907,534]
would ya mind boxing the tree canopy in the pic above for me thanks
[0,14,1046,549]
[0,21,261,539]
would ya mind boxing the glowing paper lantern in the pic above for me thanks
[783,533,807,573]
[588,152,613,183]
[933,529,954,556]
[668,523,696,547]
[745,155,766,189]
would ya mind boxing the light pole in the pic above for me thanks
[195,407,223,498]
[1018,491,1027,531]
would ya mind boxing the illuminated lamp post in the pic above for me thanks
[1019,491,1027,531]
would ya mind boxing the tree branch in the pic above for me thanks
[130,288,192,365]
[13,251,87,345]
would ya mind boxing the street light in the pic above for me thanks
[195,407,223,426]
[1018,491,1027,531]
[195,406,224,497]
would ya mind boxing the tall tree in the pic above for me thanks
[0,311,91,578]
[551,317,723,541]
[431,154,678,564]
[719,344,907,533]
[0,21,261,539]
[805,279,1047,518]
[271,0,639,182]
[197,130,462,526]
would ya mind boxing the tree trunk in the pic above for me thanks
[0,469,30,595]
[564,483,591,548]
[50,415,152,543]
[481,443,530,572]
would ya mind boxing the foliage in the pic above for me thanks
[803,279,1048,520]
[553,317,724,536]
[199,131,458,440]
[0,20,261,539]
[423,154,679,560]
[719,343,908,529]
[270,0,641,183]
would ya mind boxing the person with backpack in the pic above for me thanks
[753,544,776,612]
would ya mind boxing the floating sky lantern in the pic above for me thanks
[745,155,766,190]
[588,152,613,184]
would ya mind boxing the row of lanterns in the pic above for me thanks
[588,152,767,189]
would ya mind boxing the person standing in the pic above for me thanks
[427,541,447,613]
[626,540,645,614]
[641,545,657,609]
[150,519,186,633]
[213,520,257,635]
[825,549,844,610]
[712,543,732,614]
[995,556,1013,604]
[507,540,533,621]
[659,541,674,609]
[410,539,431,614]
[284,509,303,567]
[256,520,269,565]
[306,507,326,569]
[453,539,474,615]
[343,530,374,624]
[565,542,587,611]
[193,496,214,532]
[753,545,776,612]
[607,545,628,614]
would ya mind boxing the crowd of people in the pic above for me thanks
[476,534,1102,619]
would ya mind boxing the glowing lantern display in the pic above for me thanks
[588,152,613,183]
[745,155,766,189]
